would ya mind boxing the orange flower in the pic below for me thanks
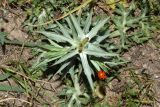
[97,70,107,80]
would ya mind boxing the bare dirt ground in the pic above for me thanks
[104,36,160,107]
[122,37,160,106]
[0,8,160,107]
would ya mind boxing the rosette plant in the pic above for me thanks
[32,12,123,91]
[111,4,151,50]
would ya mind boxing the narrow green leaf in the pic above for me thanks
[56,21,72,39]
[32,54,64,70]
[88,43,106,53]
[36,31,75,45]
[127,17,141,26]
[68,66,75,82]
[85,50,118,57]
[0,85,24,92]
[104,61,127,66]
[54,50,78,65]
[54,62,71,75]
[83,11,93,34]
[90,60,100,71]
[79,53,94,91]
[48,39,63,48]
[70,14,85,39]
[74,77,81,94]
[38,9,47,23]
[109,30,121,37]
[65,17,78,40]
[45,50,67,57]
[0,32,7,45]
[0,73,11,81]
[115,8,123,15]
[87,17,109,39]
[40,45,65,51]
[94,31,110,44]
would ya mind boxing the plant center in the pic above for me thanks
[78,37,89,53]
